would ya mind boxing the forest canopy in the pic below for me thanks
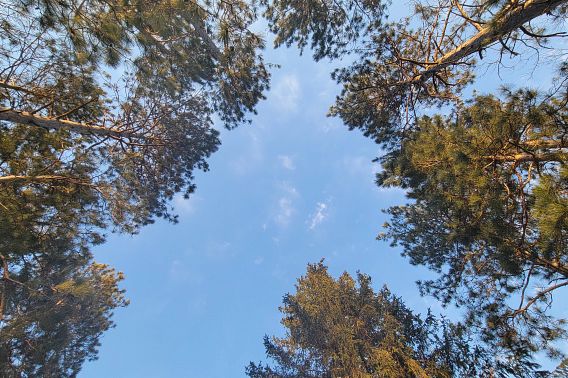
[1,0,568,375]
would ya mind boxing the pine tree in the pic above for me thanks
[246,262,544,378]
[0,0,270,233]
[0,129,128,376]
[550,358,568,377]
[0,0,269,373]
[378,87,568,361]
[263,0,568,363]
[0,255,128,377]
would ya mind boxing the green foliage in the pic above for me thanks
[533,167,568,254]
[265,0,568,365]
[1,0,270,233]
[263,0,388,60]
[378,88,568,362]
[247,262,544,378]
[0,123,128,375]
[0,256,128,377]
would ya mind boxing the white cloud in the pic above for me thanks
[168,259,204,286]
[273,182,299,228]
[278,155,295,170]
[319,119,341,134]
[253,256,264,265]
[281,182,299,196]
[272,74,301,112]
[187,295,208,314]
[308,201,330,230]
[276,197,294,227]
[169,259,189,282]
[340,155,406,198]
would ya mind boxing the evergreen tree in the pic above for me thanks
[0,133,128,376]
[0,0,270,233]
[247,262,544,378]
[550,358,568,377]
[0,255,128,377]
[0,0,269,372]
[378,87,568,362]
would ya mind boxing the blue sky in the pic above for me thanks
[81,6,568,377]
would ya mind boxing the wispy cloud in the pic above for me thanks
[276,197,294,227]
[206,241,236,260]
[320,120,340,133]
[341,156,404,197]
[307,200,331,230]
[169,259,190,282]
[274,182,299,228]
[278,155,295,170]
[272,74,301,112]
[168,259,204,286]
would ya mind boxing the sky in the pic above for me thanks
[80,4,568,377]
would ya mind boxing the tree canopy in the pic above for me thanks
[1,0,269,374]
[3,0,568,374]
[0,255,127,377]
[247,262,546,378]
[1,0,270,233]
[378,85,568,359]
[550,358,568,377]
[0,123,128,376]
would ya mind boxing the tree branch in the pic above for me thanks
[0,80,38,95]
[510,279,568,318]
[414,0,567,83]
[487,152,567,163]
[453,0,484,31]
[515,247,568,278]
[521,139,568,149]
[0,175,92,184]
[0,108,126,137]
[519,25,568,38]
